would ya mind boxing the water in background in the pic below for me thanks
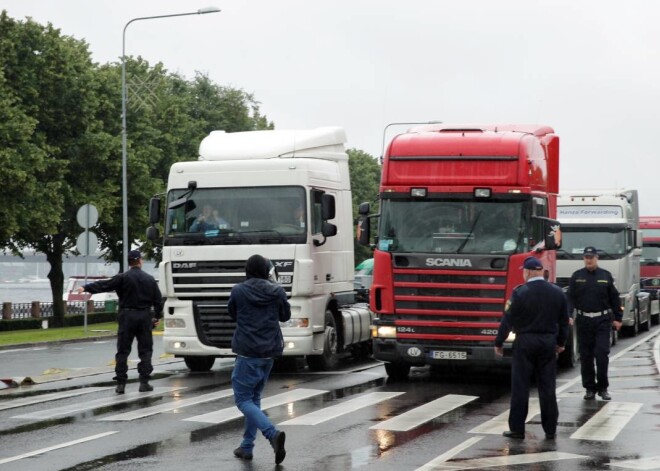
[0,258,158,304]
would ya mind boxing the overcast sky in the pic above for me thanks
[4,1,659,215]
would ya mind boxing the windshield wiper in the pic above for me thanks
[456,211,481,254]
[556,249,575,259]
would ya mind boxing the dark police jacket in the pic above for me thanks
[495,278,570,348]
[83,267,163,317]
[228,278,291,358]
[567,267,622,321]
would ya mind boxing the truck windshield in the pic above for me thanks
[558,226,628,259]
[641,242,660,266]
[377,199,527,254]
[164,186,306,245]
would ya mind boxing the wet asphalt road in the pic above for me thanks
[0,327,659,471]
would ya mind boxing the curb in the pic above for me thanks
[0,333,119,351]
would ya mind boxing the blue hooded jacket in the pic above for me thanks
[228,256,291,358]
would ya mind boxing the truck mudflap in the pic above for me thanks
[373,339,512,366]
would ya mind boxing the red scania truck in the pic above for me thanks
[358,124,562,379]
[640,216,660,325]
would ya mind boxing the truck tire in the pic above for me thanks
[558,324,578,368]
[307,310,339,371]
[184,356,215,372]
[384,362,411,381]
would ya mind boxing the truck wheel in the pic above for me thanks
[558,324,578,368]
[307,310,339,371]
[384,362,411,381]
[184,356,215,372]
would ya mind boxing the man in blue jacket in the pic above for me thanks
[495,256,570,440]
[228,254,291,464]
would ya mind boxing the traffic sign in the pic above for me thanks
[76,204,98,229]
[76,231,98,256]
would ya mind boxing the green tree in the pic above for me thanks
[0,12,118,326]
[347,148,381,265]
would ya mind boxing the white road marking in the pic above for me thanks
[370,394,478,432]
[99,388,235,421]
[570,402,642,441]
[0,431,118,465]
[416,451,585,470]
[0,387,112,411]
[184,388,327,424]
[11,387,185,420]
[415,436,484,470]
[0,347,48,354]
[279,392,404,426]
[608,455,660,470]
[468,398,543,434]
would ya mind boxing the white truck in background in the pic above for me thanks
[147,127,372,371]
[556,189,651,336]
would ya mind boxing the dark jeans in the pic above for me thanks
[576,315,611,391]
[115,310,153,384]
[509,333,558,435]
[232,356,278,452]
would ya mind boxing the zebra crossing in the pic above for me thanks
[3,381,645,440]
[0,329,657,469]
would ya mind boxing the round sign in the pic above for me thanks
[76,204,99,229]
[76,231,99,256]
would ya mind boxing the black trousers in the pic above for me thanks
[509,333,558,435]
[576,315,611,391]
[115,310,153,383]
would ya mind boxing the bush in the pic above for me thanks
[0,318,42,332]
[62,312,118,327]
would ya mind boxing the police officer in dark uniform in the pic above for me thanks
[495,256,569,440]
[567,246,622,401]
[77,250,163,394]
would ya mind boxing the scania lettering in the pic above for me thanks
[147,127,372,372]
[358,124,562,379]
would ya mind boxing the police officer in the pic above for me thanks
[567,246,622,401]
[495,256,569,440]
[77,250,163,394]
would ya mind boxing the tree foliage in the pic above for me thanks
[347,148,381,264]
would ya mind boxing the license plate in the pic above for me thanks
[431,350,467,360]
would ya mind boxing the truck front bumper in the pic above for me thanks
[372,338,512,366]
[163,332,319,357]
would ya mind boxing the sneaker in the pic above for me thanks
[233,447,253,461]
[139,382,154,392]
[270,430,286,464]
[115,383,125,394]
[583,390,596,400]
[598,390,611,400]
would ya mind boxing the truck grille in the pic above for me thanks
[170,259,293,348]
[386,267,507,345]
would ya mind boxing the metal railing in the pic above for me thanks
[2,301,110,321]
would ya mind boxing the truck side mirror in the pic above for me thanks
[635,230,643,249]
[357,215,370,246]
[322,194,336,220]
[149,197,161,225]
[543,218,562,250]
[314,222,337,247]
[146,226,160,241]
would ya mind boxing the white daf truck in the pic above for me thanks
[147,127,372,371]
[556,189,650,336]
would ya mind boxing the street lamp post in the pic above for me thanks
[121,7,220,270]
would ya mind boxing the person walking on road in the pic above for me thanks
[567,246,622,401]
[77,250,163,394]
[495,256,569,440]
[228,254,291,464]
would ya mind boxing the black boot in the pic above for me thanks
[139,382,153,392]
[115,383,126,394]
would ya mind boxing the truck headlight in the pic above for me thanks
[165,318,186,328]
[372,326,397,338]
[280,318,309,328]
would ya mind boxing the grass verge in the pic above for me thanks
[0,322,119,347]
